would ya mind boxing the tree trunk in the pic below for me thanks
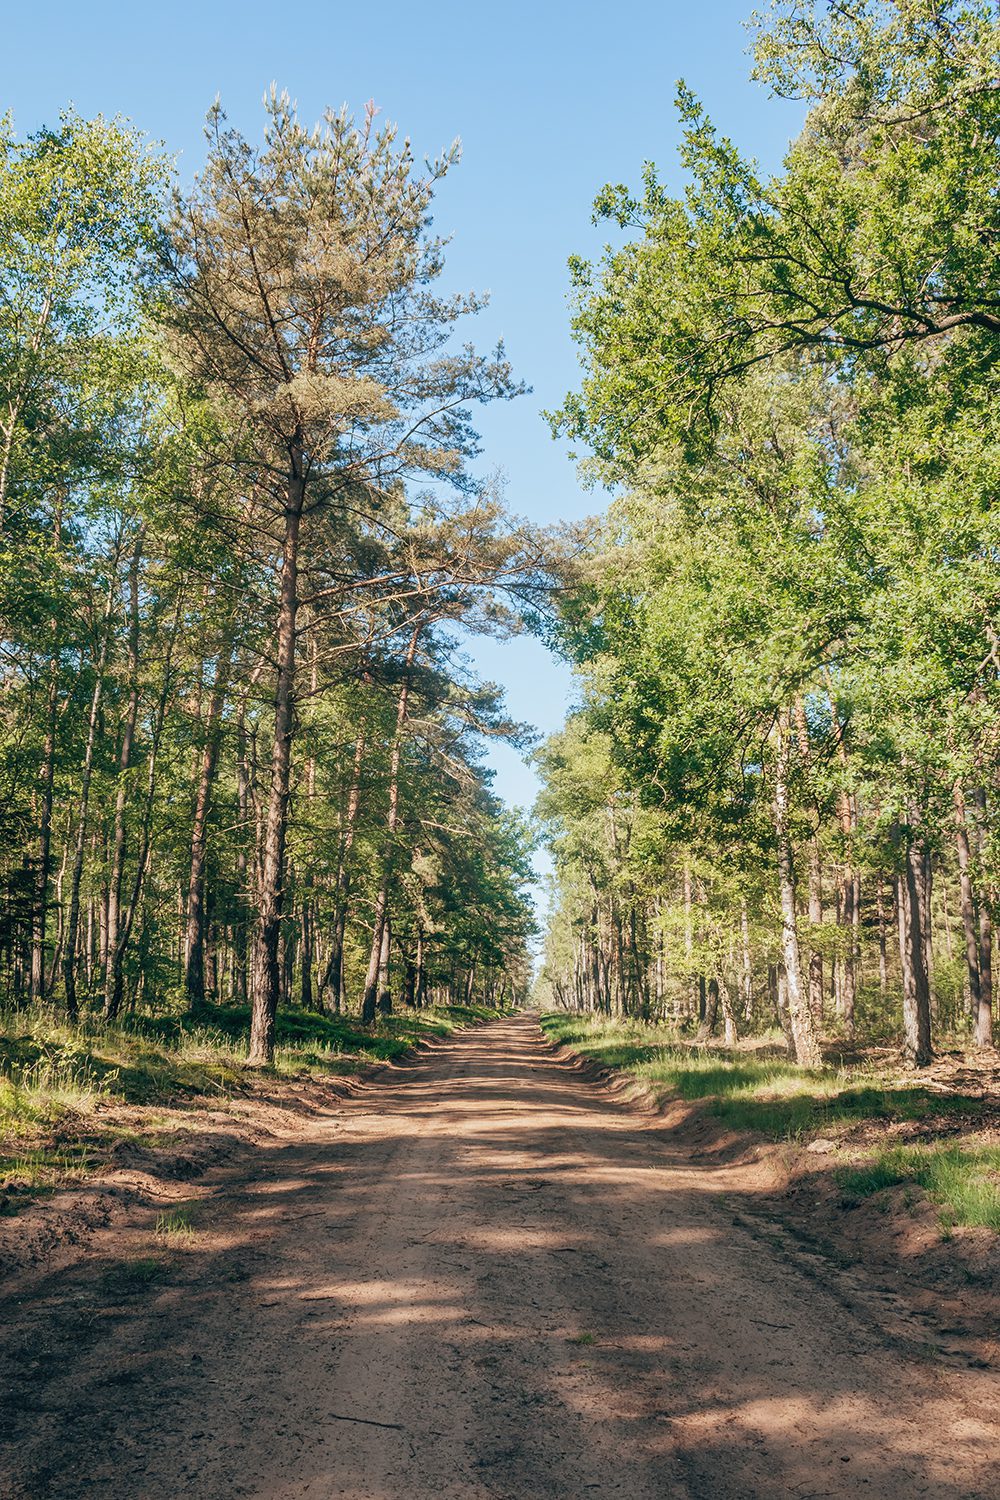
[773,711,822,1067]
[919,848,935,1019]
[376,916,392,1016]
[697,977,719,1042]
[320,728,365,1014]
[775,967,796,1059]
[361,626,419,1025]
[233,710,251,1008]
[184,632,233,1012]
[719,977,739,1046]
[249,445,305,1065]
[897,840,932,1067]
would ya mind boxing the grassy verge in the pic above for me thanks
[539,1012,999,1233]
[837,1145,1000,1232]
[0,1000,499,1208]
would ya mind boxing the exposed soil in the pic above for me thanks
[2,1014,999,1499]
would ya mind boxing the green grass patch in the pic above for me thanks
[154,1206,197,1238]
[0,1141,93,1210]
[539,1013,987,1140]
[0,1000,496,1121]
[838,1144,1000,1231]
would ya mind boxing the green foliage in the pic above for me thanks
[539,0,1000,1066]
[0,96,537,1054]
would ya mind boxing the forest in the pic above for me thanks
[3,5,1000,1498]
[0,95,541,1069]
[537,0,1000,1073]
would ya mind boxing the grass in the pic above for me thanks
[539,1013,986,1140]
[541,1011,1000,1234]
[155,1206,197,1238]
[0,999,502,1209]
[101,1257,166,1294]
[838,1144,1000,1232]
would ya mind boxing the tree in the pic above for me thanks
[159,92,521,1062]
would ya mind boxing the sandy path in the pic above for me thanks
[2,1013,998,1499]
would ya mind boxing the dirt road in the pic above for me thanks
[3,1014,998,1498]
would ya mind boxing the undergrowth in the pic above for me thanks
[539,1013,986,1138]
[0,1000,499,1206]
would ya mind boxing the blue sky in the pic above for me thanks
[8,1,804,910]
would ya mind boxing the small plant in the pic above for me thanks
[102,1257,165,1293]
[569,1331,596,1346]
[155,1207,196,1238]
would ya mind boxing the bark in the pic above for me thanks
[896,835,933,1067]
[233,710,252,1008]
[719,977,739,1046]
[773,711,822,1067]
[184,631,234,1012]
[775,968,796,1059]
[361,625,420,1025]
[320,728,365,1014]
[375,915,392,1016]
[300,900,314,1010]
[918,849,935,1018]
[249,442,306,1066]
[697,978,719,1042]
